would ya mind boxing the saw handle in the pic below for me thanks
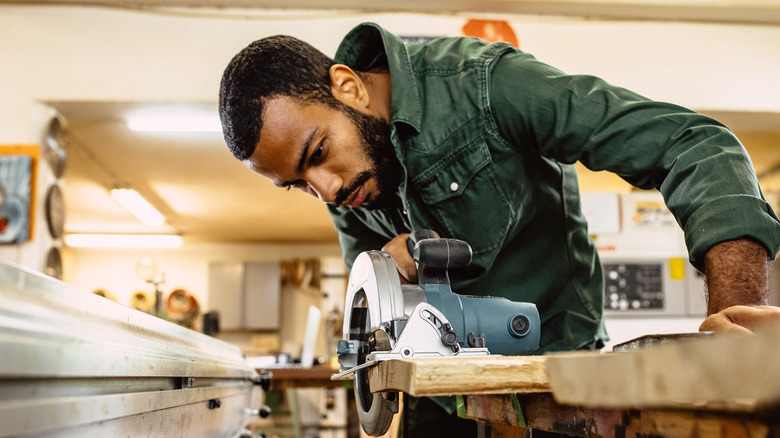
[406,229,472,269]
[405,229,437,256]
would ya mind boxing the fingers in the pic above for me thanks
[699,313,753,335]
[381,234,417,284]
[381,230,443,284]
[699,305,780,334]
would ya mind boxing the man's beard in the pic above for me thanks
[332,104,403,210]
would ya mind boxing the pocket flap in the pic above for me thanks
[412,143,491,204]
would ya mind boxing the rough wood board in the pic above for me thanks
[545,325,780,411]
[368,355,549,397]
[466,393,776,438]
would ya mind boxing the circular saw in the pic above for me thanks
[332,230,541,436]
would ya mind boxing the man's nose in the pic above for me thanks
[305,169,341,204]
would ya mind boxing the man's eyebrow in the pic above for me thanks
[277,129,317,188]
[296,129,317,173]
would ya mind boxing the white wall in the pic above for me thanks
[3,6,779,142]
[3,7,780,140]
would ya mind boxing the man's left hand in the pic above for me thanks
[699,305,780,335]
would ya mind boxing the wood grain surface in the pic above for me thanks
[368,355,549,397]
[545,325,780,411]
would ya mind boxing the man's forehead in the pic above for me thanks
[260,96,300,127]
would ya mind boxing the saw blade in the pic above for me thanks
[341,251,406,436]
[354,330,398,435]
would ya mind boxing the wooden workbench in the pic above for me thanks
[263,365,345,391]
[367,326,780,437]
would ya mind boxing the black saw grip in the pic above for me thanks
[406,229,472,269]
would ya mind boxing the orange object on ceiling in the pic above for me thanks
[462,19,519,48]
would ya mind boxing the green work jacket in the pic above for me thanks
[328,22,780,354]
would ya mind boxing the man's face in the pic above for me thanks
[242,95,402,210]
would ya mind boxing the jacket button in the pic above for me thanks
[450,182,459,192]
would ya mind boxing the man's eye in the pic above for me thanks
[285,180,305,191]
[310,145,324,162]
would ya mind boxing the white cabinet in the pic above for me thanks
[208,261,281,330]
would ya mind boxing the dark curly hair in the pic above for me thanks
[219,35,338,160]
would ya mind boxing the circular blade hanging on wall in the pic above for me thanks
[45,184,65,239]
[44,246,63,280]
[42,116,68,179]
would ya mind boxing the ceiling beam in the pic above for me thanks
[3,0,780,25]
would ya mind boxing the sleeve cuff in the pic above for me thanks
[684,194,780,271]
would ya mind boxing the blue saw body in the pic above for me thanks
[421,282,540,356]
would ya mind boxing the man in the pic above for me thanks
[220,22,780,436]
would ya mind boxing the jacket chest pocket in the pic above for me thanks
[410,142,513,255]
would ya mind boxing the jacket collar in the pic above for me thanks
[335,23,422,134]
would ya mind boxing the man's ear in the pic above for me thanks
[329,64,368,109]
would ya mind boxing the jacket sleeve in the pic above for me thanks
[487,49,780,270]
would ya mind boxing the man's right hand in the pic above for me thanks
[381,231,441,284]
[381,234,417,284]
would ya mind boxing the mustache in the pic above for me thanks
[332,171,372,207]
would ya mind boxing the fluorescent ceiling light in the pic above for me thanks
[127,107,222,133]
[111,188,165,226]
[65,234,183,248]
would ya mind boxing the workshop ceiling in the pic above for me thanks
[6,0,780,25]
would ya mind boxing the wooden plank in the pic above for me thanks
[368,355,549,397]
[545,325,780,412]
[465,393,778,438]
[263,366,346,390]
